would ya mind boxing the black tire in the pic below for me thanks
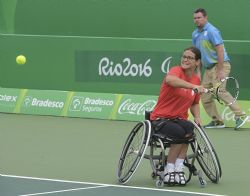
[117,120,151,184]
[191,122,221,183]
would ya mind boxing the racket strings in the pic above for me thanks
[217,78,239,105]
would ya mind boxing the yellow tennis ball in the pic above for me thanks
[16,55,26,65]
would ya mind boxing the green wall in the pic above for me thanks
[0,0,250,99]
[9,0,250,40]
[0,0,17,33]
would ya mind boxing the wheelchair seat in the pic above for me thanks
[151,132,196,151]
[152,132,195,144]
[146,111,196,145]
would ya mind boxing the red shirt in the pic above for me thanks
[150,66,200,120]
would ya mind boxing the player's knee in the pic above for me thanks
[185,132,193,138]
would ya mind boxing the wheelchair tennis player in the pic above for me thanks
[150,46,205,185]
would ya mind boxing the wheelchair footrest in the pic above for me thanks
[184,162,197,174]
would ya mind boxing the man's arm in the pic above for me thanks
[215,44,225,80]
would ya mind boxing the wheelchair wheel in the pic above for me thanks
[199,125,222,178]
[191,122,221,183]
[117,120,151,184]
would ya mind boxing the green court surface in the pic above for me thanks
[0,113,249,196]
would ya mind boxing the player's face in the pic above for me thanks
[181,50,197,70]
[193,12,207,28]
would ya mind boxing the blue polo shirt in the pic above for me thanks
[192,22,230,69]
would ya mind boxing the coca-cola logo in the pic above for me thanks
[222,106,250,123]
[118,99,156,115]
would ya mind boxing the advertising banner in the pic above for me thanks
[0,88,21,113]
[66,92,117,119]
[188,101,250,128]
[0,87,250,129]
[216,100,250,128]
[114,94,157,121]
[20,90,68,116]
[75,50,179,84]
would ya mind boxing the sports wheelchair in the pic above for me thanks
[117,112,222,187]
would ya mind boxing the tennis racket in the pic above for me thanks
[194,77,239,106]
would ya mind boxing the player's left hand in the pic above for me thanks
[194,117,202,126]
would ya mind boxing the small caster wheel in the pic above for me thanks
[156,179,164,188]
[200,179,207,188]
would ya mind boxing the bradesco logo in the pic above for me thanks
[23,96,64,108]
[118,98,156,115]
[69,96,84,111]
[69,96,114,112]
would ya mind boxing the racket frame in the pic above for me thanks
[207,76,239,106]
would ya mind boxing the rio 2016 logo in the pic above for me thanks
[98,56,172,77]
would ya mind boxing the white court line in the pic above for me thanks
[0,33,191,41]
[1,174,227,196]
[18,185,109,196]
[1,32,250,43]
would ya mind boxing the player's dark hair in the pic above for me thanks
[184,46,201,60]
[194,8,207,17]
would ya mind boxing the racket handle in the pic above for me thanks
[193,88,198,93]
[193,88,209,93]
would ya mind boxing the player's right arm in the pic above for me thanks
[166,75,204,93]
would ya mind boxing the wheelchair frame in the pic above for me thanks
[117,117,222,188]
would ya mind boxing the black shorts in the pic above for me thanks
[152,118,194,140]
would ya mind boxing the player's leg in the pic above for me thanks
[165,143,183,185]
[173,119,194,185]
[155,120,188,185]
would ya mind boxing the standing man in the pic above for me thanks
[192,8,247,130]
